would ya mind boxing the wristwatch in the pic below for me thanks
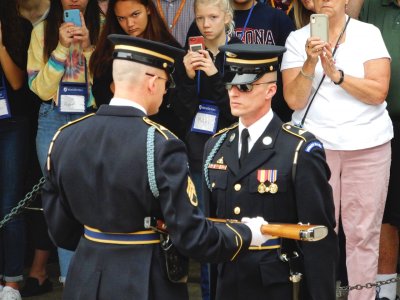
[333,69,344,85]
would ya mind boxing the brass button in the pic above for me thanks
[234,183,241,191]
[234,207,241,215]
[211,182,216,188]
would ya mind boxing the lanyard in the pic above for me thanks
[240,1,256,41]
[196,35,228,95]
[300,17,351,127]
[0,71,11,119]
[156,0,186,30]
[270,0,293,15]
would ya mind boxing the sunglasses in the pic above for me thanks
[225,81,277,93]
[145,73,172,90]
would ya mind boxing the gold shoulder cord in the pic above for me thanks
[143,117,179,140]
[213,123,238,138]
[47,113,95,171]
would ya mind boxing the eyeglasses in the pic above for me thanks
[145,73,172,90]
[225,81,277,93]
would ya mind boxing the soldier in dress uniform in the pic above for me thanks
[40,35,271,300]
[202,43,339,300]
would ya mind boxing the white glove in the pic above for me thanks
[241,216,271,246]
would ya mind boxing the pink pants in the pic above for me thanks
[326,142,391,300]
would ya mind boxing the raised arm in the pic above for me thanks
[282,36,326,110]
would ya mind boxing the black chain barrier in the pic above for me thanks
[0,176,46,229]
[336,275,400,297]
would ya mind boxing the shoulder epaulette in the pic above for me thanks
[143,117,178,140]
[47,113,95,171]
[282,122,315,142]
[212,123,238,138]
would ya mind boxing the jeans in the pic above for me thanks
[0,117,30,282]
[36,103,85,282]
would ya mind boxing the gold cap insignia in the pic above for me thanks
[225,51,237,58]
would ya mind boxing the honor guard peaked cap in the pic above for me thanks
[219,43,286,84]
[108,34,185,85]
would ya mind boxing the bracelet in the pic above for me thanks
[300,68,315,80]
[333,69,344,85]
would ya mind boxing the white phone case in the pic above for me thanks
[310,14,329,42]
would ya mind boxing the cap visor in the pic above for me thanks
[223,72,260,84]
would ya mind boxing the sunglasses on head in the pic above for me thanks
[225,81,277,92]
[145,73,173,90]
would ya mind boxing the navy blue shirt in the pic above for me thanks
[233,2,295,45]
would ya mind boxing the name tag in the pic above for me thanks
[0,75,11,119]
[58,82,88,114]
[191,100,219,135]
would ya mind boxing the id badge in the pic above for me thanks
[191,100,219,135]
[58,82,88,114]
[0,75,11,119]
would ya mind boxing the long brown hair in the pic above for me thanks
[43,0,101,61]
[293,0,313,29]
[90,0,180,78]
[0,0,26,67]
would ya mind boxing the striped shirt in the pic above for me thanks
[154,0,195,46]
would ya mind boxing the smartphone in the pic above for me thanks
[310,14,328,42]
[63,9,82,27]
[188,36,205,52]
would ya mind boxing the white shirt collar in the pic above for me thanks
[238,110,274,153]
[109,98,147,115]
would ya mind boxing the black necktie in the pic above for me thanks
[240,128,249,167]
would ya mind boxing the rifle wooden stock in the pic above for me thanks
[207,218,328,242]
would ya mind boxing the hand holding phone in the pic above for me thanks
[310,14,328,42]
[63,9,82,27]
[189,36,205,52]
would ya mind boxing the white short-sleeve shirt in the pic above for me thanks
[281,16,393,150]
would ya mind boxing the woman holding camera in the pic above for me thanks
[181,0,241,196]
[27,0,101,287]
[281,1,392,299]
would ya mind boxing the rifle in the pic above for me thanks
[207,218,328,242]
[144,217,328,242]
